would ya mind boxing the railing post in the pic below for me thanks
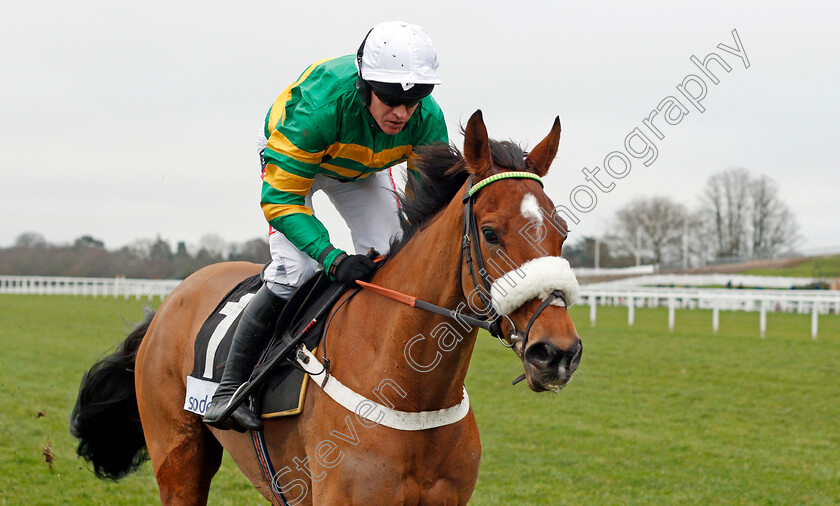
[668,297,675,332]
[759,299,767,338]
[589,295,597,327]
[712,305,720,333]
[627,296,635,327]
[811,302,819,340]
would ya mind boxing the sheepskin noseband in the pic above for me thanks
[490,256,580,316]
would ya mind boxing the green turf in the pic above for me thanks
[743,254,840,278]
[0,295,264,505]
[1,295,838,504]
[470,306,840,504]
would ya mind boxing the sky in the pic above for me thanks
[2,1,838,253]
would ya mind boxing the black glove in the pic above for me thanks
[330,253,377,286]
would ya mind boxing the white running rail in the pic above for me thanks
[2,276,837,337]
[579,286,840,339]
[0,275,181,299]
[585,273,820,289]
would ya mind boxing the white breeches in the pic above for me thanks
[263,169,403,298]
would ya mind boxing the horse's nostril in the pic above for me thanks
[568,339,583,371]
[525,339,583,374]
[524,342,560,369]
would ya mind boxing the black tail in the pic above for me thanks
[70,311,155,480]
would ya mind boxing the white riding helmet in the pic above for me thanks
[356,21,441,103]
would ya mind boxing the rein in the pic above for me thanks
[354,281,499,333]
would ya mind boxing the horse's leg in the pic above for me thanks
[137,317,224,505]
[211,416,313,505]
[142,400,223,505]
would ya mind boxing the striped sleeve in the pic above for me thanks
[261,90,344,269]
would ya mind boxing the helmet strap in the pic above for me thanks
[356,28,375,107]
[355,75,372,107]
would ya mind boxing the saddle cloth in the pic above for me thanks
[184,270,348,419]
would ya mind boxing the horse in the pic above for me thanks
[71,110,582,505]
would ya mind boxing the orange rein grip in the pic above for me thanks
[355,280,417,307]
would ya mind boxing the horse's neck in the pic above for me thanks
[365,192,479,410]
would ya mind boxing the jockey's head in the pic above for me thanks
[356,21,441,135]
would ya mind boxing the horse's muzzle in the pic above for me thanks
[523,338,582,392]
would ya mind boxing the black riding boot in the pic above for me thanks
[203,284,286,432]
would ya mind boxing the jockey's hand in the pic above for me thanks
[330,253,377,286]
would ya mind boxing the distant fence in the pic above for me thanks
[692,245,840,268]
[585,273,820,289]
[3,275,838,338]
[579,286,840,339]
[573,265,658,276]
[0,275,181,299]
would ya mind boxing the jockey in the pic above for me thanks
[204,21,448,432]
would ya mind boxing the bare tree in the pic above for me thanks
[128,238,154,259]
[196,233,230,259]
[0,234,272,278]
[14,232,47,249]
[687,209,718,266]
[699,168,799,260]
[228,237,270,263]
[563,236,634,268]
[607,197,689,265]
[749,176,799,258]
[700,168,751,259]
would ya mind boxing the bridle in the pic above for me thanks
[354,169,570,384]
[458,171,568,354]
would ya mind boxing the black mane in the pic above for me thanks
[389,139,529,256]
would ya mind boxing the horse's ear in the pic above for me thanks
[525,116,562,177]
[463,110,493,176]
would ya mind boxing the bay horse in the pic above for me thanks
[71,110,582,505]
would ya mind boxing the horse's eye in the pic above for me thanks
[482,227,500,244]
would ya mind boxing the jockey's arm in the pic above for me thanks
[260,159,345,274]
[260,94,347,274]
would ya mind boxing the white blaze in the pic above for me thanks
[520,193,542,223]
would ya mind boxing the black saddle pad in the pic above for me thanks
[186,270,349,419]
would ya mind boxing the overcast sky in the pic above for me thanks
[2,1,838,253]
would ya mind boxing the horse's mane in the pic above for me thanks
[389,138,529,256]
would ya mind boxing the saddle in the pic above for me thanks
[185,270,352,419]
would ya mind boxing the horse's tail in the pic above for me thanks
[70,311,154,480]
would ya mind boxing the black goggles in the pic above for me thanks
[373,90,424,109]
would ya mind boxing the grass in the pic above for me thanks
[470,306,840,504]
[1,294,838,504]
[0,295,264,505]
[743,254,840,278]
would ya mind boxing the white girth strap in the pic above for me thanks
[296,346,470,431]
[490,256,580,316]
